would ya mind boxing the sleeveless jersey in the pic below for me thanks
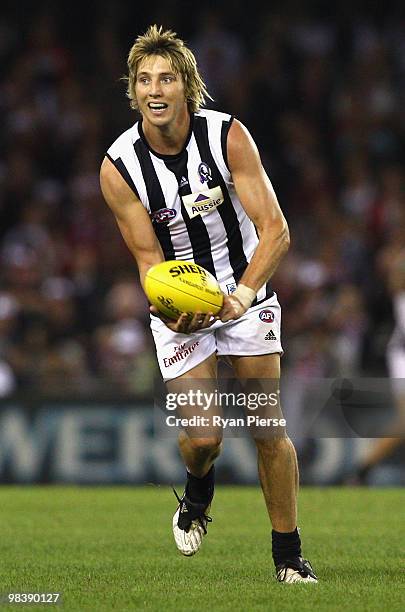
[106,108,272,302]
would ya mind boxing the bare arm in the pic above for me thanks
[229,119,290,290]
[99,156,164,289]
[220,120,290,321]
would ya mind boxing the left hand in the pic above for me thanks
[218,294,247,322]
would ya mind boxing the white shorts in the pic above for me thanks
[150,293,283,381]
[386,341,405,397]
[387,345,405,379]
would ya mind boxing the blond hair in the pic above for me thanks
[125,25,212,113]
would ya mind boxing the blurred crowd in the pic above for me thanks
[1,2,404,396]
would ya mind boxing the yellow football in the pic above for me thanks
[144,260,224,320]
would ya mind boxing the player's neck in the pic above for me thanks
[142,111,191,156]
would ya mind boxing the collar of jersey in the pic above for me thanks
[138,113,194,160]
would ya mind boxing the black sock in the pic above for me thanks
[357,464,372,481]
[272,527,302,567]
[185,465,215,504]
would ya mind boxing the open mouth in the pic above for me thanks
[148,103,168,113]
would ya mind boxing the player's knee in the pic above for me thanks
[189,435,223,456]
[254,435,291,458]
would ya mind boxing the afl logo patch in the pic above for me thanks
[259,309,275,322]
[151,208,177,224]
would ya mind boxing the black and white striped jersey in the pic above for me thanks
[106,108,272,301]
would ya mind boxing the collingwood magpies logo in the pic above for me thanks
[198,162,212,184]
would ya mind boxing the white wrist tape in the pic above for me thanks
[233,284,256,310]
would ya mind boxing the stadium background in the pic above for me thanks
[0,1,404,485]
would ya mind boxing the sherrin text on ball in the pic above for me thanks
[144,260,223,319]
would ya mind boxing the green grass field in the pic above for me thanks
[0,486,403,611]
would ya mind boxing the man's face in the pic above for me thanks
[135,55,187,128]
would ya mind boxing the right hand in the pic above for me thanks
[150,306,218,334]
